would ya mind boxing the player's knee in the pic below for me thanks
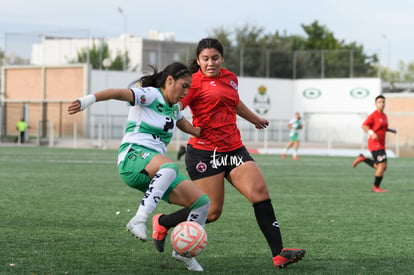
[251,183,270,202]
[160,162,179,174]
[207,209,222,222]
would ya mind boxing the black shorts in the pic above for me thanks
[185,145,254,180]
[371,149,387,163]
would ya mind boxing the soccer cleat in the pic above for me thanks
[292,156,299,160]
[281,153,287,159]
[152,214,169,252]
[273,248,306,269]
[126,218,147,242]
[172,250,204,272]
[372,186,389,193]
[352,154,366,168]
[177,145,186,161]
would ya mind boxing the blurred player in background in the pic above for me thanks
[151,38,305,269]
[352,95,397,192]
[281,112,303,160]
[68,62,210,271]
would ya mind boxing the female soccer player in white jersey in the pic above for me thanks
[281,112,303,160]
[68,62,210,272]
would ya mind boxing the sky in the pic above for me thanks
[1,0,413,70]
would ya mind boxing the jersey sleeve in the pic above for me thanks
[131,87,157,106]
[362,113,374,128]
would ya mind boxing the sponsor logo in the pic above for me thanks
[272,221,280,228]
[302,88,321,99]
[230,80,238,90]
[350,88,369,99]
[210,147,244,169]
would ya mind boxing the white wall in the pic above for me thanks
[238,77,381,144]
[88,70,382,144]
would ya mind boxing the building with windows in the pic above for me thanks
[30,31,196,72]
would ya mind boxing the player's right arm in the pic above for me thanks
[362,119,378,140]
[68,89,133,115]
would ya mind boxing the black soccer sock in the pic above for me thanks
[159,207,213,229]
[374,176,383,187]
[363,158,375,168]
[253,199,283,257]
[159,208,190,229]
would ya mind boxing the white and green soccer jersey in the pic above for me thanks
[117,87,182,163]
[289,118,302,134]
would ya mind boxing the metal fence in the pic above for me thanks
[3,31,380,79]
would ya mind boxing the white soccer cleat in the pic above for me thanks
[126,218,147,242]
[172,250,204,272]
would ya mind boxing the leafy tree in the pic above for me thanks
[209,21,378,79]
[383,61,414,83]
[399,61,414,82]
[73,41,129,71]
[297,21,377,78]
[0,49,3,66]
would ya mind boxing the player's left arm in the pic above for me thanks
[387,128,397,134]
[236,100,269,129]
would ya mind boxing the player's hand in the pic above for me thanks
[255,118,269,129]
[67,100,82,115]
[192,127,201,138]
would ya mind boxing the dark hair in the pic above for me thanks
[188,38,224,73]
[139,62,191,88]
[375,94,385,101]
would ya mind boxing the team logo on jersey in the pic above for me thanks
[139,95,147,104]
[196,161,207,173]
[230,80,238,90]
[210,81,217,86]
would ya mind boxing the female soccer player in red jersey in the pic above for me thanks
[151,38,305,269]
[352,95,397,192]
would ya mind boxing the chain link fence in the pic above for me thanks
[2,31,380,79]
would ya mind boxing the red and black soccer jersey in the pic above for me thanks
[181,68,242,152]
[362,110,389,152]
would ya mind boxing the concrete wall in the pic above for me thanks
[2,65,412,155]
[1,65,87,139]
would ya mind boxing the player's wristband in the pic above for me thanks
[78,94,96,111]
[367,129,375,136]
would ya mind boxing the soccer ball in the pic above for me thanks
[170,221,207,258]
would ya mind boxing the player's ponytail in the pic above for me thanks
[140,62,190,88]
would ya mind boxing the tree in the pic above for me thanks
[0,49,4,66]
[73,41,129,71]
[297,21,377,78]
[208,21,378,79]
[385,61,414,83]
